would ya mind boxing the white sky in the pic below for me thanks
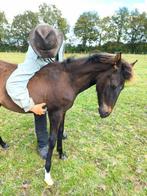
[1,0,147,26]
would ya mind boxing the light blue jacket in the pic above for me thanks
[6,43,64,112]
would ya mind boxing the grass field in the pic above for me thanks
[0,53,147,195]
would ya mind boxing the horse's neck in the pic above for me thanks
[68,60,99,94]
[67,59,111,94]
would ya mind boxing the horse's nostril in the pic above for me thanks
[99,108,110,118]
[104,111,109,116]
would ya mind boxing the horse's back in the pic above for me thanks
[0,60,75,112]
[0,60,16,71]
[0,60,17,83]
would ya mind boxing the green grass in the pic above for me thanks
[0,53,147,195]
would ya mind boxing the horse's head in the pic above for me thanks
[96,53,137,118]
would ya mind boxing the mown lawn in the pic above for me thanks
[0,53,147,195]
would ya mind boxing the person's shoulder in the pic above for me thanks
[25,45,38,60]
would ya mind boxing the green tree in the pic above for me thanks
[74,11,99,48]
[0,11,8,43]
[38,3,69,38]
[125,9,147,52]
[10,11,39,51]
[97,16,113,46]
[110,7,129,43]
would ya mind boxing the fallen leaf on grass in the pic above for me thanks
[135,168,142,174]
[20,181,31,196]
[97,184,106,191]
[21,180,31,190]
[42,187,59,196]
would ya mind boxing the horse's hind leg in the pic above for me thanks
[0,136,9,149]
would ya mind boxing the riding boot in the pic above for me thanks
[34,113,49,159]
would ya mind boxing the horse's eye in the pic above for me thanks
[111,84,117,89]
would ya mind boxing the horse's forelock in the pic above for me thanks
[121,60,133,81]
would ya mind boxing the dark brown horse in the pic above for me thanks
[0,53,137,185]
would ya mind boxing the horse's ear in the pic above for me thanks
[131,60,138,67]
[113,53,121,70]
[114,53,121,64]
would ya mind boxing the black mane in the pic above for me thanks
[63,57,76,64]
[87,53,115,64]
[62,53,133,81]
[87,53,133,80]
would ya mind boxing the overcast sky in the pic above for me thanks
[1,0,147,26]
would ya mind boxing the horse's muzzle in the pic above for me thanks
[98,108,111,118]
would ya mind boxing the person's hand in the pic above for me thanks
[30,103,47,115]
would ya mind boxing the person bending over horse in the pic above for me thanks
[6,24,64,159]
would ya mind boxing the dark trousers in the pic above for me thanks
[34,113,49,148]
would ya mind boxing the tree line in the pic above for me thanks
[0,3,147,53]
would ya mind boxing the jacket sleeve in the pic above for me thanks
[6,46,46,112]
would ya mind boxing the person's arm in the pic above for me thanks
[6,45,47,115]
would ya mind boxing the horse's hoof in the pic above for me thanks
[62,132,67,140]
[44,171,54,186]
[1,143,9,149]
[44,178,54,186]
[60,153,68,160]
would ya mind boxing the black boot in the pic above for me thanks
[34,113,49,159]
[37,145,48,159]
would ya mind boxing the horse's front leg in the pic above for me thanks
[57,113,67,160]
[44,110,63,186]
